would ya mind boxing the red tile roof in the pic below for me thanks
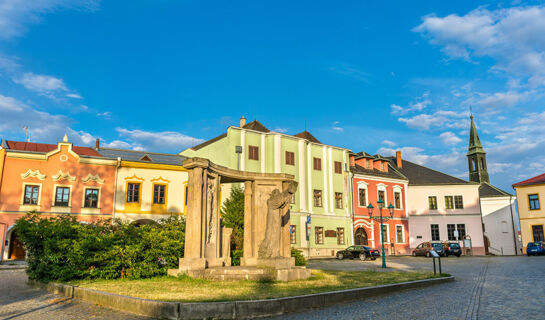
[293,131,321,144]
[6,141,102,157]
[513,172,545,187]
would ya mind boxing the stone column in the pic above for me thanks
[241,181,254,266]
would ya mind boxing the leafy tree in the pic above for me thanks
[221,185,245,252]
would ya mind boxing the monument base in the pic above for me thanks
[202,266,311,281]
[168,257,233,278]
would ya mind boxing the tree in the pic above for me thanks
[221,185,245,250]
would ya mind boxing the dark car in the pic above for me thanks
[526,242,545,256]
[336,245,380,261]
[412,241,445,257]
[444,242,462,257]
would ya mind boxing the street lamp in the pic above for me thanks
[367,199,395,268]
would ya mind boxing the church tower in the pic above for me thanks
[467,114,489,183]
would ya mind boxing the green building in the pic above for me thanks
[180,117,353,257]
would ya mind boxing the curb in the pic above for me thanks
[30,276,454,319]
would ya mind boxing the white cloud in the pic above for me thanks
[331,121,343,132]
[414,6,545,78]
[273,127,288,133]
[378,146,466,174]
[382,140,396,147]
[398,109,468,130]
[103,140,133,149]
[66,93,82,99]
[440,131,462,145]
[391,93,432,115]
[13,72,68,93]
[116,128,204,152]
[0,0,99,39]
[97,111,112,119]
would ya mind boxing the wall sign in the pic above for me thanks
[325,230,337,237]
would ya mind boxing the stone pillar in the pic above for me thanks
[241,181,254,266]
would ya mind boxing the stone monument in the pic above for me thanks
[168,158,310,281]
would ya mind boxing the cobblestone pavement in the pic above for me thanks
[269,255,545,320]
[0,269,151,320]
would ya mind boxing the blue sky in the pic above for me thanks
[1,0,545,192]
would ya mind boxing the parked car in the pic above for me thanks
[336,245,380,261]
[412,241,445,257]
[526,242,545,256]
[443,242,462,257]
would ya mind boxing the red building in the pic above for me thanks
[350,151,410,255]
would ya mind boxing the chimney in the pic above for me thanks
[349,154,355,167]
[95,138,100,150]
[240,116,247,127]
[396,151,402,168]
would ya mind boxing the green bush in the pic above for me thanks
[14,214,185,282]
[291,248,307,266]
[231,249,243,266]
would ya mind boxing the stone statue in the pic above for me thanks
[258,182,296,258]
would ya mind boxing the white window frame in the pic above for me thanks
[20,182,42,211]
[395,224,405,243]
[377,183,388,205]
[52,184,73,212]
[380,223,391,244]
[393,185,403,210]
[357,181,369,208]
[82,186,102,209]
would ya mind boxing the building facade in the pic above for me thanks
[513,173,545,254]
[0,137,117,261]
[181,117,353,257]
[97,148,189,223]
[350,152,410,255]
[467,115,519,255]
[390,154,486,255]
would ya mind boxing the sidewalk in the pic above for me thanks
[0,260,27,270]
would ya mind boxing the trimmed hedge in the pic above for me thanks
[15,214,185,282]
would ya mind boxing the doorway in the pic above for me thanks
[8,231,26,260]
[354,228,368,245]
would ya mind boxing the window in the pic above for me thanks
[313,190,322,207]
[84,188,99,208]
[430,224,440,241]
[380,162,385,171]
[529,194,540,210]
[454,195,464,209]
[290,225,297,244]
[248,145,259,160]
[366,160,371,169]
[23,185,39,205]
[532,225,544,242]
[337,228,345,245]
[335,192,343,209]
[456,224,466,240]
[127,183,141,203]
[396,225,404,243]
[447,224,456,241]
[428,196,437,210]
[394,192,401,209]
[55,187,70,207]
[334,161,342,174]
[153,184,166,204]
[315,227,324,244]
[285,151,295,166]
[378,190,385,203]
[381,224,389,243]
[445,196,454,209]
[358,188,367,207]
[313,157,322,171]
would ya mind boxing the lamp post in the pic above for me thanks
[367,199,395,268]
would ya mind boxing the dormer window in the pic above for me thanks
[380,162,385,171]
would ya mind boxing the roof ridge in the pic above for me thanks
[100,147,184,156]
[398,157,474,184]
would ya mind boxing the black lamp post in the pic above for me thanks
[367,199,395,268]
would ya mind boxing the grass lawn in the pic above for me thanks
[69,269,445,302]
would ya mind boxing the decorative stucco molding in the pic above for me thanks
[82,174,105,184]
[151,176,170,183]
[20,169,47,180]
[52,170,76,182]
[124,174,145,181]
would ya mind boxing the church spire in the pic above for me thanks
[467,114,489,183]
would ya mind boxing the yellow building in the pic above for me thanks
[513,173,545,253]
[97,147,188,223]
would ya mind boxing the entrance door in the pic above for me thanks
[354,228,368,245]
[8,232,26,260]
